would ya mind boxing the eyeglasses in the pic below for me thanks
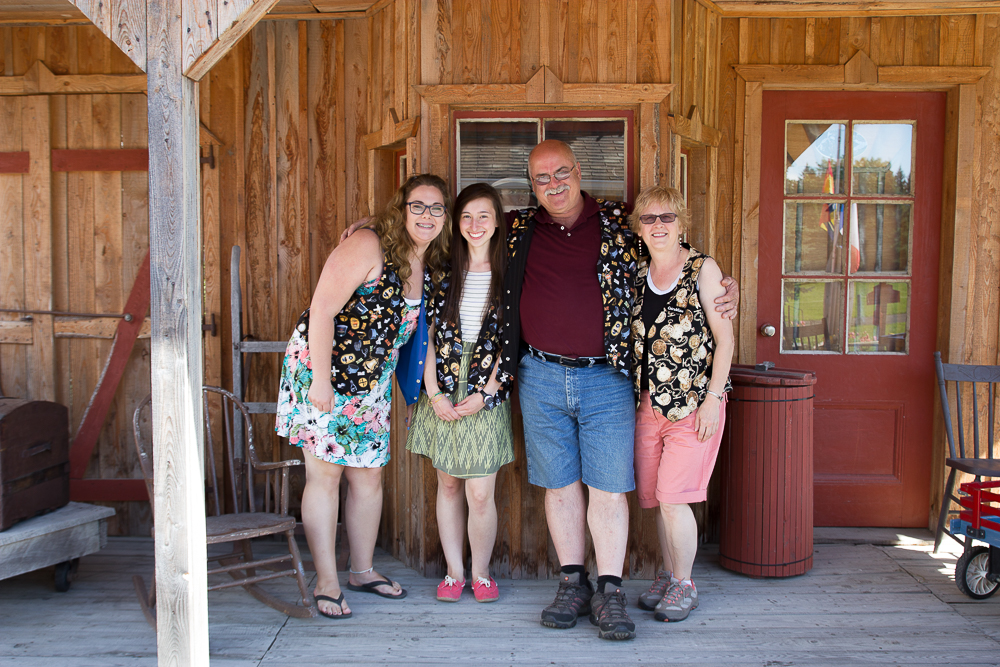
[530,164,577,186]
[406,201,447,217]
[639,213,677,225]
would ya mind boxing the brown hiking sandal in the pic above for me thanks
[540,572,593,629]
[589,587,636,640]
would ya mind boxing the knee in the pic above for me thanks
[346,468,383,495]
[304,461,344,491]
[438,474,464,499]
[589,487,626,509]
[466,486,493,512]
[658,502,689,520]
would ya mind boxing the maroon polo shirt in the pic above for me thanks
[518,193,606,358]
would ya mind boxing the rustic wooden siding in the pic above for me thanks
[0,26,151,536]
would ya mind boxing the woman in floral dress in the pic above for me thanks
[275,174,450,619]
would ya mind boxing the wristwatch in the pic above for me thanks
[480,390,500,411]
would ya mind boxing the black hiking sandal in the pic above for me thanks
[589,587,636,640]
[540,573,593,629]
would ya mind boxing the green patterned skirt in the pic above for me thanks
[406,346,513,478]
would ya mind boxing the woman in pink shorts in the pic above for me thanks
[629,185,734,623]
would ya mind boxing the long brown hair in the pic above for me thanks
[440,183,507,328]
[373,173,451,290]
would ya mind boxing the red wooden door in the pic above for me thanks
[757,91,945,527]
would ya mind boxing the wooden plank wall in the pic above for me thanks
[359,0,711,579]
[0,26,152,536]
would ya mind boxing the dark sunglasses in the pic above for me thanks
[639,213,677,225]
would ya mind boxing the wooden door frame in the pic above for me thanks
[733,54,991,529]
[414,67,674,197]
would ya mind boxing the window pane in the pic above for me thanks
[544,119,627,201]
[847,202,911,274]
[781,280,844,353]
[785,122,846,195]
[848,281,910,354]
[458,120,538,209]
[783,201,845,275]
[852,123,913,195]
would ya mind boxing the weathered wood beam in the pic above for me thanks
[735,62,991,88]
[363,108,419,151]
[22,95,55,401]
[185,0,282,81]
[0,62,146,96]
[0,321,32,344]
[710,1,1000,17]
[0,318,153,342]
[146,0,209,661]
[68,0,146,72]
[668,106,722,147]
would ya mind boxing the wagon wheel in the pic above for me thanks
[54,558,80,592]
[955,546,1000,600]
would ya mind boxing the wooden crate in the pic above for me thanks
[0,398,70,531]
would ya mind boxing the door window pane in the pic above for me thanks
[457,120,538,209]
[852,123,913,195]
[848,281,910,353]
[848,203,912,274]
[781,280,844,353]
[783,202,845,274]
[544,119,627,201]
[785,122,847,195]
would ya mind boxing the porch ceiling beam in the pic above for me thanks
[67,0,145,72]
[705,0,1000,17]
[184,0,282,82]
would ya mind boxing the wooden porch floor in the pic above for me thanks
[1,534,999,666]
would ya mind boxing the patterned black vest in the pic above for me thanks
[498,197,637,384]
[631,245,731,420]
[296,255,431,396]
[429,271,511,402]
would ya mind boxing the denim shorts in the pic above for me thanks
[517,353,635,493]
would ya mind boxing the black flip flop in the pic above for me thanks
[345,576,408,599]
[314,593,352,619]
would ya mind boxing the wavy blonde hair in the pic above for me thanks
[373,173,452,290]
[628,185,690,235]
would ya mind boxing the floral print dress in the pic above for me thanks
[275,278,420,468]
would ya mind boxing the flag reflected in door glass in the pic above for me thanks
[785,122,847,195]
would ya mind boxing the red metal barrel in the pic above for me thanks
[718,364,816,577]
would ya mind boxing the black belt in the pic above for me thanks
[526,345,607,368]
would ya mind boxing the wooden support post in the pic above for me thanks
[146,0,208,662]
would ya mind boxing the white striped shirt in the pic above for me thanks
[459,271,492,339]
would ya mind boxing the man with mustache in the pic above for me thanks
[497,140,738,641]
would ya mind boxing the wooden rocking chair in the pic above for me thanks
[131,386,316,628]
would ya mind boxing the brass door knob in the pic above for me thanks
[760,323,776,337]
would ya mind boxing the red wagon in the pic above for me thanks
[949,479,1000,599]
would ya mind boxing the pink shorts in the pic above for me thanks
[633,391,727,508]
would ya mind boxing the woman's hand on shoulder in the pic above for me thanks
[339,216,374,244]
[311,229,381,316]
[454,392,485,417]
